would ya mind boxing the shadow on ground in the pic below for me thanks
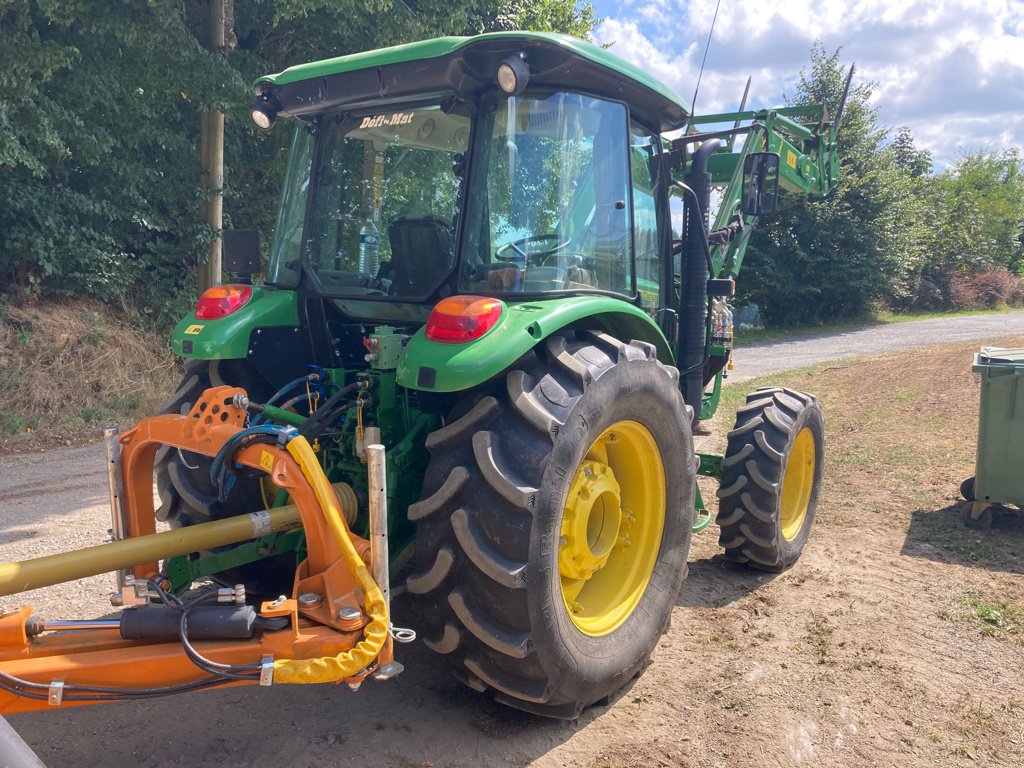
[901,503,1024,575]
[676,553,779,609]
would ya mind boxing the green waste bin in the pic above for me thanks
[962,347,1024,528]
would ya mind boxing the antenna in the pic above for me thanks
[690,0,723,117]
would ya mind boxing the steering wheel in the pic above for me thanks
[495,234,569,265]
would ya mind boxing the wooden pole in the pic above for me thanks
[199,0,227,292]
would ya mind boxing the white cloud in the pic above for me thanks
[591,0,1024,166]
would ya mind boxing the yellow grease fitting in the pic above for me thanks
[272,436,389,683]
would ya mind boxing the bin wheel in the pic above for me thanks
[959,500,993,530]
[959,476,975,502]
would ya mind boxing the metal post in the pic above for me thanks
[103,426,129,597]
[366,444,389,611]
[0,716,47,768]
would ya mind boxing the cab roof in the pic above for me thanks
[256,32,690,133]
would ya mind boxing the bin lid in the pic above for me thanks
[973,346,1024,371]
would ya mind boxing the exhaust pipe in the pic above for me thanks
[681,138,721,417]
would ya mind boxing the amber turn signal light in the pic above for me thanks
[425,296,504,343]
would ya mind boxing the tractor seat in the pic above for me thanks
[387,215,454,296]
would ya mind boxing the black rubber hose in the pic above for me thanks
[297,381,362,437]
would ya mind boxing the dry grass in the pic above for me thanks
[0,297,180,451]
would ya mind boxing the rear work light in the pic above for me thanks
[425,296,504,343]
[195,285,253,320]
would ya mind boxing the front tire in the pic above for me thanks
[716,387,824,572]
[408,330,695,718]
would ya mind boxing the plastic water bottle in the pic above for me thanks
[358,217,379,277]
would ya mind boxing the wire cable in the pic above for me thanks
[690,0,723,116]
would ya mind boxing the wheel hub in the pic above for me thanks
[559,461,622,581]
[558,421,666,637]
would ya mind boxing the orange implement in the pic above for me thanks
[0,387,392,714]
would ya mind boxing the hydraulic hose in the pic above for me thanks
[267,375,317,408]
[297,381,363,437]
[272,435,388,683]
[251,375,317,426]
[209,424,290,501]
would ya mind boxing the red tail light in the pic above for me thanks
[425,296,504,343]
[195,285,253,320]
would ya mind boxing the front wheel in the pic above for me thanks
[716,387,825,572]
[408,330,695,718]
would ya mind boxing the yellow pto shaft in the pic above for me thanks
[0,506,301,597]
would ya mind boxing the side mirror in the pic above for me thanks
[222,229,261,284]
[741,152,780,216]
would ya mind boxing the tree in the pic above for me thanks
[0,1,239,316]
[0,0,598,320]
[891,127,932,179]
[738,44,916,325]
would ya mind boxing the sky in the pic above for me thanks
[588,0,1024,169]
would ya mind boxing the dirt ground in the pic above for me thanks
[2,337,1024,767]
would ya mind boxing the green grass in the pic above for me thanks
[734,306,1015,346]
[0,414,40,435]
[940,592,1023,642]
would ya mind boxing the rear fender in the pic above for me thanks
[396,296,673,393]
[171,287,300,360]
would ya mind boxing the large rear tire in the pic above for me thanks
[716,387,824,572]
[408,330,695,718]
[155,359,296,595]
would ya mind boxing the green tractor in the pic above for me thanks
[161,32,840,718]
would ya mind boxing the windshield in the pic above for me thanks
[293,102,470,299]
[461,92,634,296]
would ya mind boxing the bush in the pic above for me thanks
[943,269,1024,310]
[972,269,1013,308]
[0,297,180,450]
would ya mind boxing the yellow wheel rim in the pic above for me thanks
[780,427,815,541]
[559,421,665,636]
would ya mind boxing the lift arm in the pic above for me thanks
[672,103,841,280]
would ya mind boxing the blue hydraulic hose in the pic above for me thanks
[210,424,295,502]
[250,375,316,426]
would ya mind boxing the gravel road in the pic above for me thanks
[730,309,1024,381]
[2,310,1023,767]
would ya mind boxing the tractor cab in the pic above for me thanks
[255,33,689,327]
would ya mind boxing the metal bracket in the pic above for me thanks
[260,656,274,687]
[371,661,405,681]
[104,426,132,596]
[110,574,150,607]
[47,681,64,706]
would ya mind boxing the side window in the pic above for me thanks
[631,125,661,314]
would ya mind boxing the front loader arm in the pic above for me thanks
[672,104,841,280]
